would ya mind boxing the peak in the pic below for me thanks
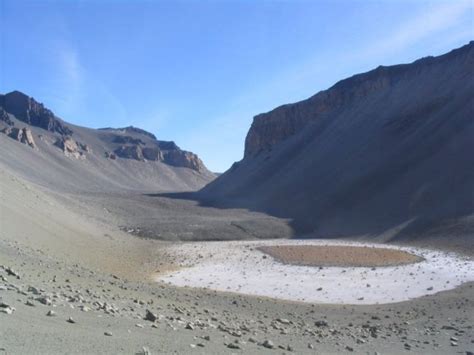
[6,90,29,98]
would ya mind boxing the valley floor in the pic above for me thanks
[1,168,473,354]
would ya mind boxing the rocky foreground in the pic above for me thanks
[1,236,473,354]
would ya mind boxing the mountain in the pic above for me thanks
[0,91,215,192]
[202,42,474,241]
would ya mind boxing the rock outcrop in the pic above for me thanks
[142,147,163,161]
[112,142,205,172]
[0,91,72,135]
[55,137,86,159]
[114,145,144,161]
[163,150,205,172]
[4,127,37,148]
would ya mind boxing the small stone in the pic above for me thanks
[185,322,194,330]
[315,320,328,327]
[28,286,41,295]
[46,310,56,317]
[36,297,52,306]
[227,343,240,349]
[346,346,354,352]
[427,286,434,291]
[145,309,158,322]
[308,343,314,349]
[25,300,35,307]
[0,306,14,314]
[104,331,113,336]
[277,318,290,325]
[67,317,76,324]
[138,347,151,355]
[262,340,274,349]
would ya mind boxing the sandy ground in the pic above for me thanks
[1,166,474,353]
[258,245,423,267]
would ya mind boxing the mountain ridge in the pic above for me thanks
[245,41,473,158]
[0,90,214,192]
[202,41,474,241]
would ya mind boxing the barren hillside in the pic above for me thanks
[202,42,474,243]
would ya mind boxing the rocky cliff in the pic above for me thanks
[244,41,474,158]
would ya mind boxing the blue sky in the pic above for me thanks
[1,0,472,172]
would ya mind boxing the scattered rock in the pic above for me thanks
[145,309,158,322]
[227,343,240,349]
[36,297,52,306]
[262,340,274,349]
[315,320,328,327]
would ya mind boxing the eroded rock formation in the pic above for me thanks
[4,127,37,148]
[55,137,86,159]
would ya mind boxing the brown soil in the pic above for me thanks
[258,245,423,267]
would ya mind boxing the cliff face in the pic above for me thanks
[204,42,474,238]
[244,42,473,158]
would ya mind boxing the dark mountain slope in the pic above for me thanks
[202,42,474,239]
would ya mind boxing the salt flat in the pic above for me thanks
[157,240,474,304]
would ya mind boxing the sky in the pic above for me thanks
[0,0,472,172]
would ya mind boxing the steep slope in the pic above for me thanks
[202,42,474,239]
[0,91,214,192]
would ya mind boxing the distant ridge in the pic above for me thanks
[0,91,215,192]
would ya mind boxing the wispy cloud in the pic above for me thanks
[49,40,127,126]
[357,0,472,60]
